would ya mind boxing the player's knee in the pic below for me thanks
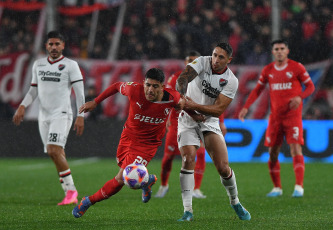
[46,145,63,158]
[217,163,230,177]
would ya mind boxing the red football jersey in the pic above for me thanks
[258,59,311,116]
[120,82,181,145]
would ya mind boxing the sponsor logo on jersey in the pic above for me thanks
[134,114,165,124]
[58,64,65,71]
[136,102,143,109]
[268,74,274,78]
[41,77,60,82]
[127,82,134,85]
[38,71,61,77]
[202,80,221,98]
[219,78,228,87]
[192,60,197,64]
[286,72,293,78]
[271,82,292,90]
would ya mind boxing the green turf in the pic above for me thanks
[0,158,332,229]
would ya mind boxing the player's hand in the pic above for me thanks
[73,116,84,136]
[289,96,302,110]
[79,100,97,113]
[238,108,248,122]
[12,105,25,126]
[184,96,197,110]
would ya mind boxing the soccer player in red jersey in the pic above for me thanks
[238,39,315,198]
[155,51,228,199]
[72,68,185,218]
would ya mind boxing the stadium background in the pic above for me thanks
[1,0,333,162]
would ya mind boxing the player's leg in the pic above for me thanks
[285,116,305,197]
[193,145,206,198]
[43,117,78,205]
[155,132,177,198]
[178,145,197,221]
[155,153,173,197]
[290,143,304,197]
[265,116,283,197]
[204,131,250,220]
[266,145,283,197]
[177,128,200,221]
[73,168,125,218]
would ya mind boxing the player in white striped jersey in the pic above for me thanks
[176,43,251,221]
[13,31,85,205]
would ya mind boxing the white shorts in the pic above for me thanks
[38,116,73,153]
[178,113,223,148]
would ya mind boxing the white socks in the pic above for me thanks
[180,168,194,213]
[221,169,239,205]
[59,169,76,192]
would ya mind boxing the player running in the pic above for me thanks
[238,39,315,198]
[12,31,85,205]
[155,51,228,199]
[176,42,251,221]
[72,68,185,218]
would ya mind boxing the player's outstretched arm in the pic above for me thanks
[79,100,98,113]
[184,94,232,117]
[12,105,26,126]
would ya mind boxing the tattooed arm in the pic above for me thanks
[176,65,198,95]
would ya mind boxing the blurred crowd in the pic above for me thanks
[1,0,333,64]
[1,0,333,119]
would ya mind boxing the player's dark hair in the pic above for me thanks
[271,39,288,47]
[47,31,65,42]
[216,42,233,57]
[186,50,201,57]
[145,68,165,83]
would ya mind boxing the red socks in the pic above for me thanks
[160,154,174,186]
[194,147,206,189]
[293,155,305,187]
[268,160,282,188]
[89,177,123,204]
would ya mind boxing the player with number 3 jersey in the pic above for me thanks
[238,39,315,198]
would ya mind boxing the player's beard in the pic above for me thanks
[50,50,61,59]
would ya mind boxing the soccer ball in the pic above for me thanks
[123,163,149,189]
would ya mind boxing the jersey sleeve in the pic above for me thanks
[188,56,203,75]
[69,60,83,83]
[31,61,38,86]
[119,82,138,97]
[221,74,238,99]
[296,62,311,83]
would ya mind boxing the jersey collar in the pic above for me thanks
[211,65,228,75]
[48,55,65,65]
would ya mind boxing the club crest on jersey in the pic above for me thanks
[219,78,228,87]
[58,64,65,71]
[286,72,293,78]
[164,108,171,115]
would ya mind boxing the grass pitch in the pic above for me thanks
[0,158,332,230]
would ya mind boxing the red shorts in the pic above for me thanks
[265,113,304,147]
[117,135,159,169]
[164,129,180,156]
